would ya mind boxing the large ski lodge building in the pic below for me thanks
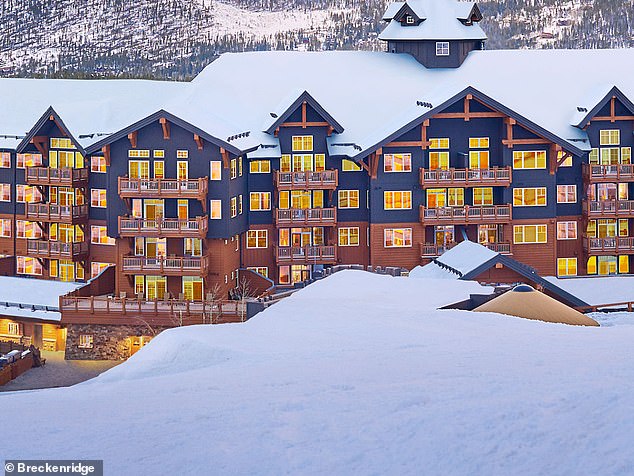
[0,0,633,357]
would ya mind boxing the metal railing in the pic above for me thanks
[121,256,209,275]
[420,167,511,187]
[25,167,89,185]
[275,207,337,226]
[275,245,337,263]
[585,236,634,253]
[583,163,634,182]
[119,216,208,237]
[118,177,208,197]
[583,200,634,216]
[275,170,338,189]
[26,203,88,222]
[419,205,512,223]
[26,240,88,258]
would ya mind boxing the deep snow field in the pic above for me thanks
[3,271,634,476]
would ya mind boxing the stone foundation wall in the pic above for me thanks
[65,324,168,360]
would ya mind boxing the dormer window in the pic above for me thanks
[406,15,414,24]
[435,42,450,56]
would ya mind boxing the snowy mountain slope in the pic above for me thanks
[0,0,632,79]
[3,271,634,475]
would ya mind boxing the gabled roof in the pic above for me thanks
[571,85,634,128]
[84,109,243,156]
[263,90,344,135]
[414,240,589,308]
[391,2,427,23]
[337,85,586,161]
[379,0,486,41]
[16,107,84,155]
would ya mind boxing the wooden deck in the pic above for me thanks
[274,170,338,190]
[275,245,337,264]
[25,240,89,259]
[419,205,512,225]
[275,207,337,227]
[420,167,512,188]
[121,256,209,276]
[26,203,89,224]
[584,236,634,254]
[25,167,89,187]
[420,241,512,258]
[583,163,634,183]
[583,200,634,218]
[118,177,209,200]
[60,296,247,326]
[118,216,208,238]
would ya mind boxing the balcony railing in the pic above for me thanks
[274,170,338,190]
[25,167,89,186]
[584,236,634,254]
[275,208,337,226]
[583,163,634,183]
[60,296,247,326]
[26,240,88,259]
[420,167,512,188]
[118,177,209,199]
[419,205,512,224]
[420,241,512,258]
[583,200,634,217]
[26,203,89,223]
[121,256,209,276]
[275,245,337,264]
[118,216,208,238]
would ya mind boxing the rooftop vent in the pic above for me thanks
[270,112,278,118]
[577,107,588,112]
[416,101,433,108]
[512,284,535,293]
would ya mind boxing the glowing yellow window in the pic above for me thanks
[447,188,464,207]
[619,256,629,273]
[557,258,577,276]
[473,187,493,206]
[426,189,446,208]
[469,151,489,169]
[342,159,361,171]
[429,152,449,170]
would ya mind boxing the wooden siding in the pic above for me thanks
[369,222,425,269]
[506,218,557,276]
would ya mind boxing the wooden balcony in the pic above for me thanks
[274,170,338,190]
[26,203,88,224]
[25,167,89,187]
[121,256,209,276]
[118,216,208,238]
[419,205,512,225]
[583,163,634,183]
[420,167,512,188]
[60,296,247,326]
[420,241,512,258]
[25,240,88,259]
[583,200,634,218]
[118,177,209,200]
[584,236,634,255]
[275,245,337,264]
[275,208,337,227]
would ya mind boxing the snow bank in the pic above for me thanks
[2,270,634,476]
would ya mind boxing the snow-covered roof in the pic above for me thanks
[379,0,486,41]
[544,276,634,306]
[1,48,634,160]
[0,276,82,322]
[0,78,187,150]
[435,240,498,275]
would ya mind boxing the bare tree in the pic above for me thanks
[234,276,254,322]
[205,283,222,324]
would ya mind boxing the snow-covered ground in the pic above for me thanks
[3,271,634,475]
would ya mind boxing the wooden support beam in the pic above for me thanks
[128,131,138,148]
[193,134,204,151]
[591,115,634,122]
[102,145,111,166]
[557,151,572,167]
[327,125,334,137]
[274,127,279,137]
[611,96,616,123]
[302,101,307,129]
[159,117,170,140]
[433,112,506,120]
[549,143,562,175]
[279,121,330,128]
[504,117,516,149]
[368,148,382,180]
[464,94,472,121]
[421,120,429,149]
[220,147,230,170]
[502,138,551,147]
[30,136,49,159]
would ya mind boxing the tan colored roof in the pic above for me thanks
[474,285,599,327]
